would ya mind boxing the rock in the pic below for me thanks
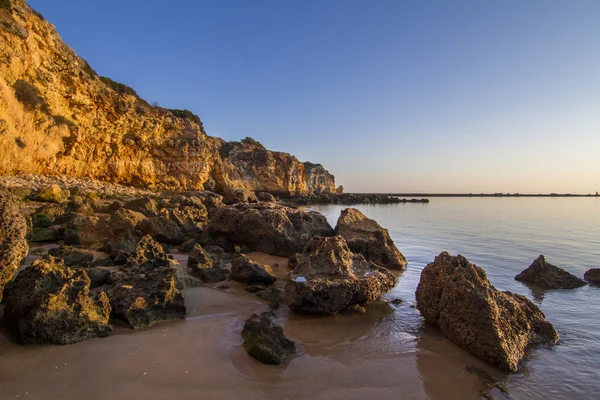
[223,187,258,205]
[584,268,600,284]
[209,203,334,257]
[123,197,159,217]
[137,216,185,245]
[515,255,586,289]
[63,214,111,245]
[101,230,139,255]
[108,208,147,233]
[31,213,52,228]
[177,238,200,253]
[416,252,559,371]
[79,267,111,289]
[2,256,112,344]
[335,208,407,270]
[0,191,29,301]
[335,185,344,194]
[230,253,277,285]
[256,287,282,309]
[216,284,230,290]
[30,227,58,242]
[48,245,94,266]
[284,236,396,314]
[93,257,113,267]
[244,285,266,293]
[241,312,296,365]
[32,184,69,204]
[168,205,208,236]
[65,197,96,215]
[304,162,336,194]
[108,265,186,329]
[256,192,276,203]
[187,244,227,283]
[31,203,67,226]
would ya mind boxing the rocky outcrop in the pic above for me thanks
[241,312,296,365]
[48,245,94,266]
[335,208,407,270]
[584,268,600,284]
[0,190,28,301]
[209,203,334,257]
[515,255,586,289]
[416,252,559,372]
[285,236,396,314]
[2,256,112,344]
[0,2,335,194]
[63,214,111,245]
[137,216,185,245]
[303,162,336,194]
[187,244,227,283]
[230,253,277,285]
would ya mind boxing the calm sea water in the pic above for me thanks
[307,197,600,399]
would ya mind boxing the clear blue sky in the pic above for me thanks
[29,0,600,193]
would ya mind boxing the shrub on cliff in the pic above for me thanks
[169,108,203,127]
[241,137,265,149]
[100,76,138,97]
[13,80,47,111]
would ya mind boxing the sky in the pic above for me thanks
[28,0,600,194]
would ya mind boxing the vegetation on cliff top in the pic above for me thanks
[241,137,265,149]
[100,76,139,97]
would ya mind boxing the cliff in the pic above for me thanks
[0,0,336,194]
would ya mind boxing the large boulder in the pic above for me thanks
[223,187,258,205]
[241,312,296,365]
[209,203,334,257]
[335,208,407,270]
[31,203,68,227]
[584,268,600,284]
[137,217,185,245]
[32,184,69,204]
[0,191,29,301]
[168,205,208,236]
[108,208,147,233]
[230,253,277,285]
[2,256,112,344]
[48,245,94,267]
[123,197,159,217]
[63,215,111,245]
[284,236,396,314]
[188,244,227,283]
[515,255,586,289]
[416,252,559,371]
[30,227,58,242]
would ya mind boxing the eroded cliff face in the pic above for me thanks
[0,0,335,194]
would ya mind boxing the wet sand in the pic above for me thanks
[0,253,502,400]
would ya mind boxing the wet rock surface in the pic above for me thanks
[0,190,29,301]
[2,256,112,344]
[209,203,334,257]
[241,312,296,365]
[416,252,559,371]
[230,253,277,285]
[285,236,396,314]
[515,255,586,289]
[584,268,600,284]
[335,207,407,270]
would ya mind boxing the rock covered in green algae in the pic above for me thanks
[416,252,559,372]
[241,312,296,365]
[2,256,112,344]
[32,184,70,204]
[0,190,29,301]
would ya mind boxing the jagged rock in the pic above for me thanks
[31,213,52,228]
[335,185,344,194]
[230,253,277,285]
[108,266,185,329]
[584,268,600,284]
[48,245,94,266]
[335,208,407,270]
[303,162,335,194]
[223,187,258,205]
[78,267,111,289]
[124,197,159,217]
[168,205,207,236]
[31,203,67,226]
[32,184,69,204]
[65,197,96,215]
[256,287,282,309]
[108,208,147,233]
[101,230,139,255]
[256,192,276,203]
[187,244,227,283]
[177,238,200,252]
[209,203,334,257]
[0,190,29,301]
[30,227,58,242]
[285,236,396,314]
[137,216,185,245]
[63,214,111,245]
[416,252,559,372]
[515,255,586,289]
[241,312,296,365]
[2,256,112,344]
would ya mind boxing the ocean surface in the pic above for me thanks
[307,197,600,399]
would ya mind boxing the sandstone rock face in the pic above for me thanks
[0,2,335,194]
[3,256,112,344]
[209,203,334,257]
[241,312,296,365]
[48,245,94,266]
[416,252,559,372]
[584,268,600,284]
[335,208,407,270]
[285,236,396,314]
[0,190,28,301]
[230,253,277,285]
[303,162,336,194]
[515,255,586,289]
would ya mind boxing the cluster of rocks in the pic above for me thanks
[283,193,429,205]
